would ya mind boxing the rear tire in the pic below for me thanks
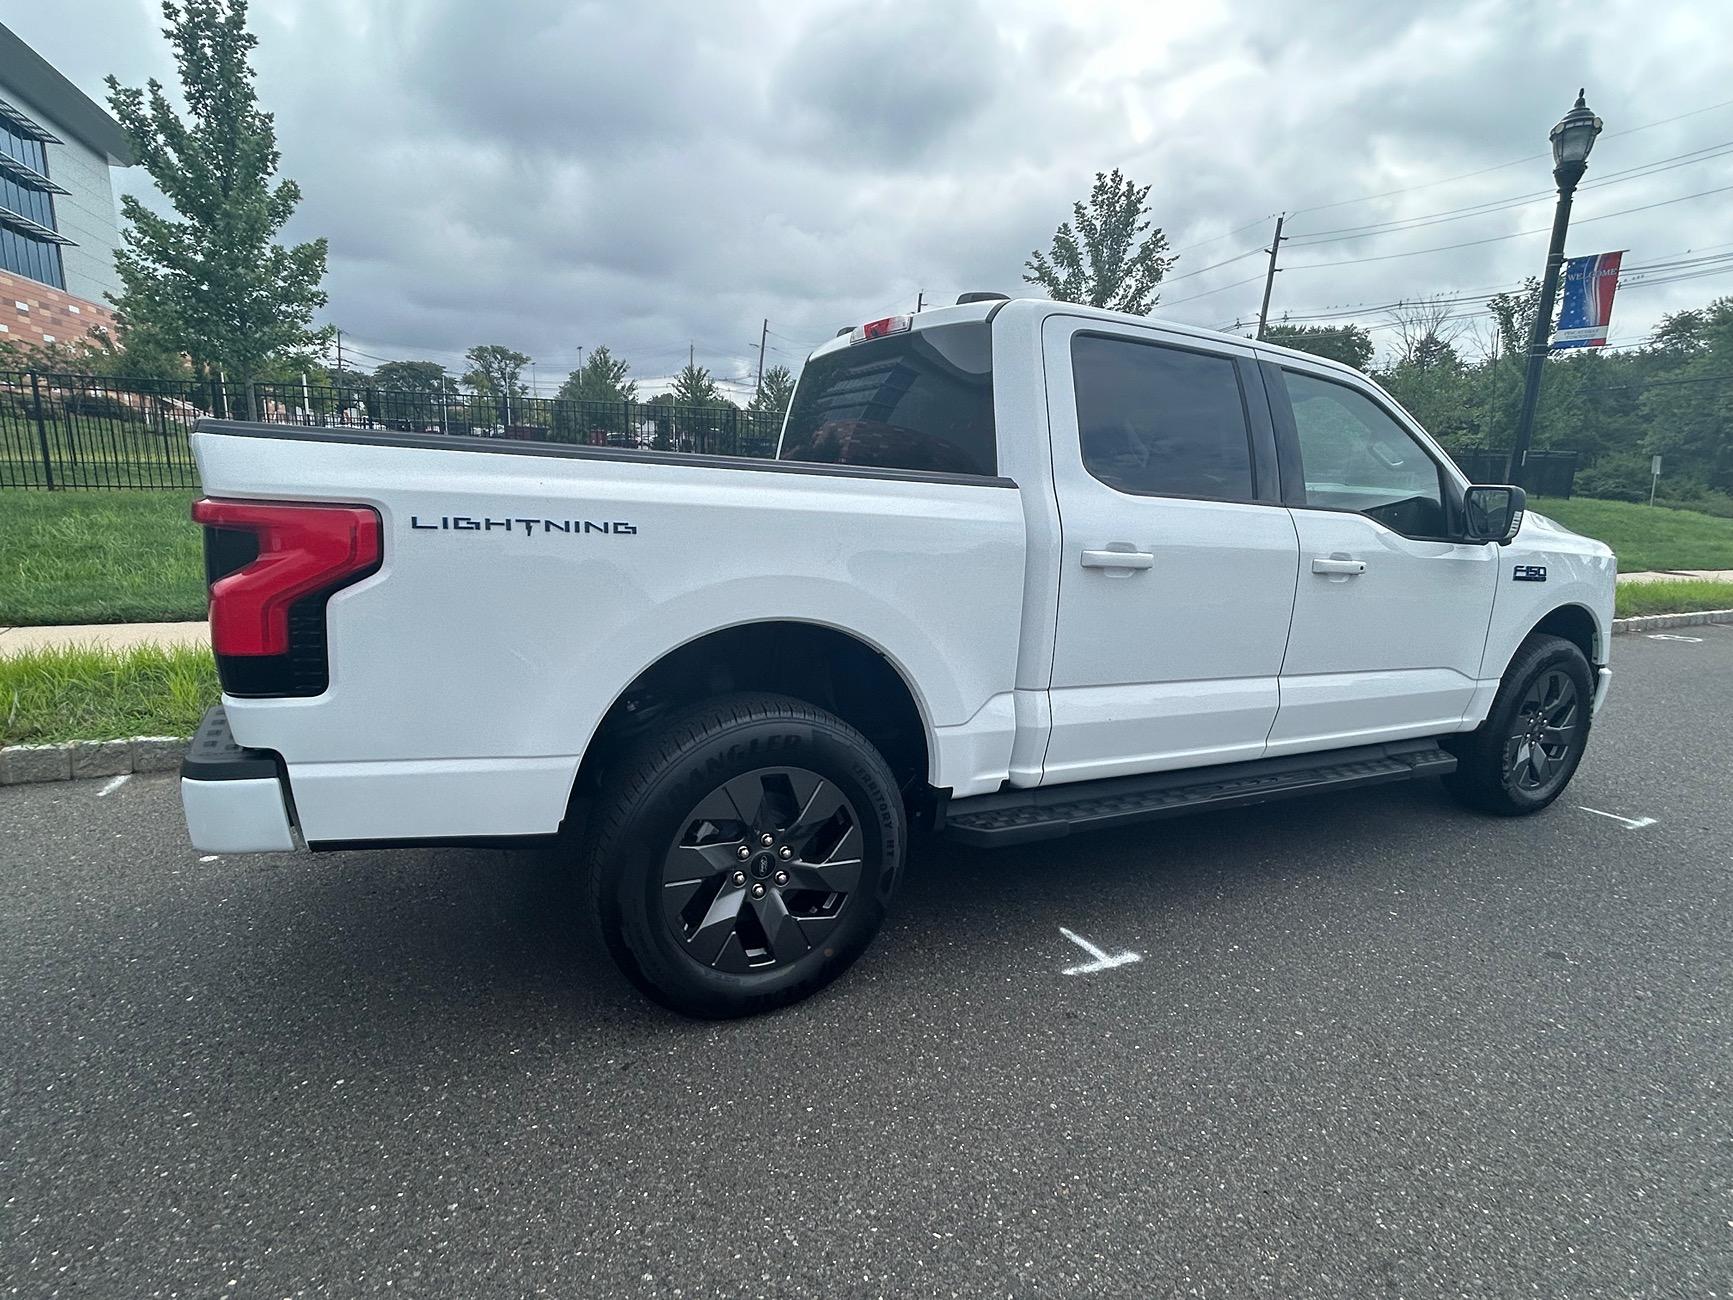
[585,691,904,1018]
[1445,633,1594,816]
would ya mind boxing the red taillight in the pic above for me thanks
[191,499,381,656]
[849,315,912,344]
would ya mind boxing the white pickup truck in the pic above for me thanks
[180,296,1616,1016]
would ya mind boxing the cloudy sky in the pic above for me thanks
[15,0,1733,396]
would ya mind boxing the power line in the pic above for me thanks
[1157,245,1266,286]
[1159,272,1267,307]
[1285,139,1733,248]
[1284,93,1733,221]
[1286,181,1733,271]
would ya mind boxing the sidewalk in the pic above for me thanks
[0,621,210,656]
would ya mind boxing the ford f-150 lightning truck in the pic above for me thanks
[179,296,1616,1016]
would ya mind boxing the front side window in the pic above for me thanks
[1282,370,1447,537]
[1072,334,1255,500]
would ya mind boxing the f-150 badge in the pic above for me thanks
[1512,564,1547,582]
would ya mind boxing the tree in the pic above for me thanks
[1386,297,1468,371]
[555,345,638,405]
[462,344,531,398]
[748,364,796,421]
[669,361,724,407]
[1486,278,1544,359]
[1023,169,1175,314]
[1262,323,1373,371]
[365,360,456,431]
[106,0,328,414]
[371,359,455,397]
[551,345,637,442]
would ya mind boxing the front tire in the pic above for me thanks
[1445,633,1594,816]
[585,692,905,1018]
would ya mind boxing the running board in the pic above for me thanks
[942,740,1456,848]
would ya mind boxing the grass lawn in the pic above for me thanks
[1530,496,1733,573]
[0,490,206,625]
[0,643,216,745]
[1614,579,1733,619]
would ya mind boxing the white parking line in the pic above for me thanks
[1646,633,1703,643]
[1058,926,1142,976]
[95,774,131,798]
[1578,806,1658,830]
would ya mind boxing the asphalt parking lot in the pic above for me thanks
[3,628,1730,1299]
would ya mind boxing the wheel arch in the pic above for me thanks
[1528,602,1601,666]
[570,619,936,813]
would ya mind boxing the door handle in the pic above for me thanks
[1311,556,1367,576]
[1081,549,1154,570]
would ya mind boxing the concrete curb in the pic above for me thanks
[1611,608,1733,635]
[0,736,188,785]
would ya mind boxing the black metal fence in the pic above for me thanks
[1,368,1580,495]
[1447,449,1579,498]
[0,370,784,490]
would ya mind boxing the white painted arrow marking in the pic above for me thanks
[1578,806,1658,830]
[1058,926,1142,976]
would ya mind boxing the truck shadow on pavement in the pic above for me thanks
[221,775,1480,1033]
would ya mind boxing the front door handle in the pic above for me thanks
[1081,548,1154,570]
[1311,556,1367,576]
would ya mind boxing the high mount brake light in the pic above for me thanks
[191,499,381,657]
[849,315,912,344]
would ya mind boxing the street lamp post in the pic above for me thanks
[1506,90,1604,485]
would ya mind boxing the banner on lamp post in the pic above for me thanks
[1550,250,1625,349]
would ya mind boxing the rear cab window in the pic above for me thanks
[778,322,996,477]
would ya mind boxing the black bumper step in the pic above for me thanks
[942,740,1456,847]
[181,705,282,782]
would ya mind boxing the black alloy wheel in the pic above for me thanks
[585,692,903,1018]
[1502,668,1581,796]
[1444,632,1594,816]
[662,767,864,974]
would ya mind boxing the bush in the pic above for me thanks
[1573,452,1650,503]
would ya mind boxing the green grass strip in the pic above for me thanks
[1614,579,1733,619]
[0,490,207,625]
[0,644,217,746]
[1531,496,1733,573]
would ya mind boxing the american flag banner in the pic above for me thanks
[1550,250,1625,349]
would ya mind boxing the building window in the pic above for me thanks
[0,107,68,291]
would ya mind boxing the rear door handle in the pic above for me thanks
[1311,556,1367,576]
[1081,549,1155,570]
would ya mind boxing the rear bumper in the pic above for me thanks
[180,705,298,852]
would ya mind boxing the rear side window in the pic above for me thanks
[779,322,996,476]
[1072,334,1255,501]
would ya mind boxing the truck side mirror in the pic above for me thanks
[1463,484,1526,545]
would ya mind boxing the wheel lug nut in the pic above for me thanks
[774,870,789,887]
[750,883,766,899]
[731,870,746,887]
[736,845,751,860]
[759,833,774,847]
[778,845,793,859]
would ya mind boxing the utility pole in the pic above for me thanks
[688,341,694,373]
[754,318,769,396]
[915,291,923,313]
[1255,215,1286,341]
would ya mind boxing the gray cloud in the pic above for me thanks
[10,0,1733,390]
